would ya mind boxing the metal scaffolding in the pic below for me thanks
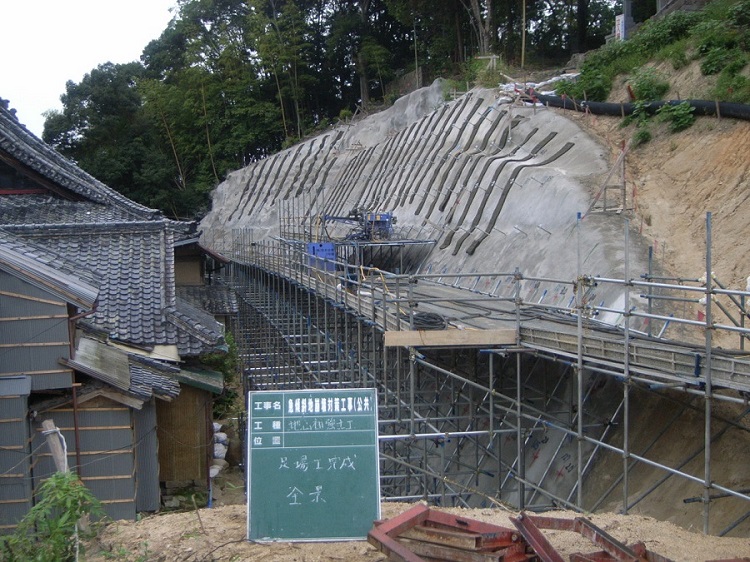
[205,212,750,537]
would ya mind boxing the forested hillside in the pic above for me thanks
[37,0,621,219]
[35,0,750,220]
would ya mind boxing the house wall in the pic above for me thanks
[0,269,73,390]
[0,379,32,534]
[175,257,203,285]
[134,398,161,512]
[32,396,137,522]
[156,385,211,484]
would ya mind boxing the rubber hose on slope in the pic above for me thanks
[527,90,750,121]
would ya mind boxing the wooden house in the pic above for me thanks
[0,98,225,529]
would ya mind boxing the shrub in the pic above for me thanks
[629,67,670,100]
[0,472,102,561]
[464,57,506,88]
[632,126,653,147]
[656,39,690,69]
[729,0,750,28]
[694,19,739,56]
[633,11,702,56]
[701,47,746,75]
[714,70,750,103]
[657,101,696,132]
[621,100,652,128]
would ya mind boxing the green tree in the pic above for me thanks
[249,0,316,140]
[43,62,174,209]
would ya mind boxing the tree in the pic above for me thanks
[464,0,495,55]
[43,62,174,208]
[249,0,316,140]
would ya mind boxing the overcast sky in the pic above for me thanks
[0,0,177,137]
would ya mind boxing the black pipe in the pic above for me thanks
[527,91,750,121]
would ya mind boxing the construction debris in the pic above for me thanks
[368,504,533,562]
[509,512,673,562]
[370,506,747,562]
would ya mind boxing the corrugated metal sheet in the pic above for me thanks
[1,345,71,375]
[30,396,136,522]
[175,367,224,394]
[157,385,210,482]
[0,244,98,309]
[28,372,72,391]
[134,399,161,512]
[0,395,32,533]
[0,269,74,391]
[0,376,31,397]
[0,318,69,346]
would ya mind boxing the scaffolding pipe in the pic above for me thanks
[623,220,632,513]
[576,212,585,509]
[704,211,714,534]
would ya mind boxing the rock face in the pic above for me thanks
[202,79,651,327]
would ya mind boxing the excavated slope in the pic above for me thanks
[200,79,750,536]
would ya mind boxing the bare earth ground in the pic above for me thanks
[87,66,750,561]
[86,472,750,561]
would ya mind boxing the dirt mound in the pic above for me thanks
[85,501,750,561]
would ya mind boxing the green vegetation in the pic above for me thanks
[657,101,697,132]
[202,332,243,419]
[37,0,621,220]
[30,0,750,215]
[0,472,102,562]
[555,0,750,146]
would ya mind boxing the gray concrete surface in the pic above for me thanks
[201,79,652,329]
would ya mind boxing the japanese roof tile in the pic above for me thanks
[176,284,239,316]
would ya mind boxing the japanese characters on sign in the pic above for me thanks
[247,388,380,542]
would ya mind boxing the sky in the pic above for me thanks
[0,0,177,137]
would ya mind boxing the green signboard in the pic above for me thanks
[246,388,381,541]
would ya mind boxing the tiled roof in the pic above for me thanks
[0,97,223,360]
[169,297,226,357]
[5,222,178,347]
[129,355,181,400]
[0,228,100,308]
[0,194,145,225]
[176,284,239,316]
[0,101,161,219]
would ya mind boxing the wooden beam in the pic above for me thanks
[0,290,66,306]
[384,328,515,348]
[0,314,68,322]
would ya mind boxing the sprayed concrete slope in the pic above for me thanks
[201,79,651,327]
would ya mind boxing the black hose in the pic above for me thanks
[400,311,448,330]
[527,91,750,121]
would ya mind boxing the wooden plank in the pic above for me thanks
[0,341,69,348]
[384,328,515,348]
[0,290,65,305]
[0,314,68,322]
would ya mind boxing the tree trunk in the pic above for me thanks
[357,0,372,109]
[357,51,370,109]
[468,0,494,55]
[575,0,589,53]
